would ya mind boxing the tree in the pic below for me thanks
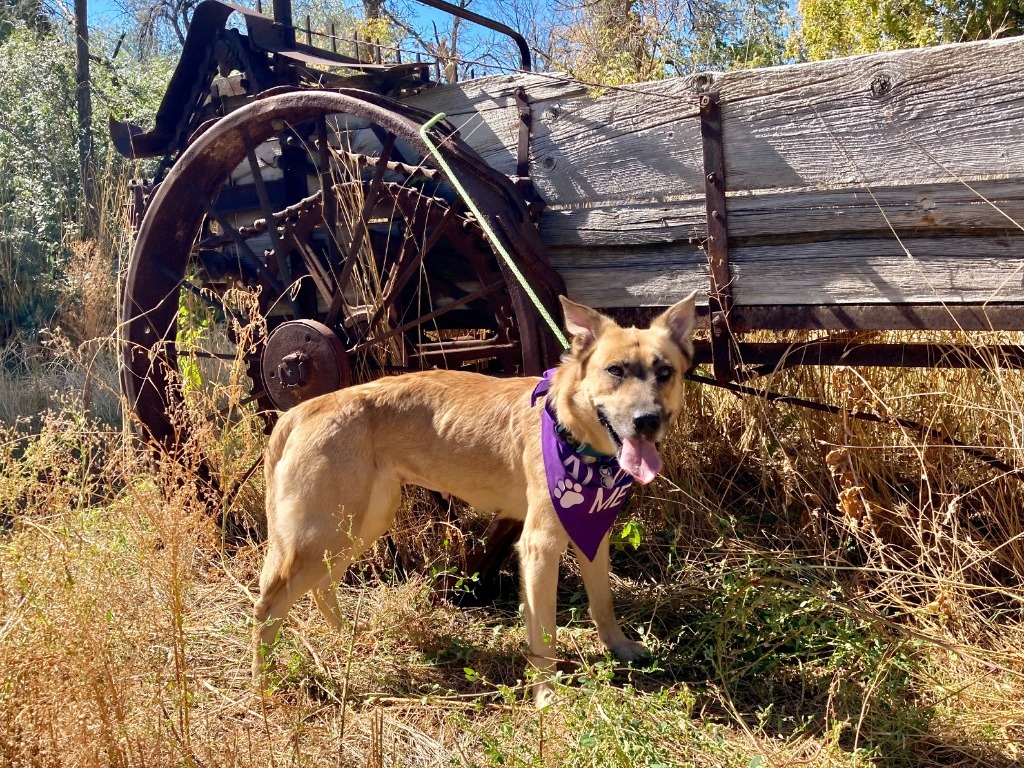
[550,0,663,84]
[665,0,793,71]
[0,15,171,339]
[384,0,478,83]
[790,0,1024,61]
[488,0,793,84]
[127,0,201,55]
[1,0,49,37]
[74,0,95,235]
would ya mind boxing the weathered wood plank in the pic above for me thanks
[409,36,1024,203]
[403,38,1024,310]
[551,236,1024,307]
[714,41,1024,195]
[540,179,1024,247]
[405,73,588,177]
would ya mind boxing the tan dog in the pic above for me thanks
[253,293,697,704]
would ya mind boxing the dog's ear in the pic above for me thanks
[559,296,609,350]
[651,292,698,351]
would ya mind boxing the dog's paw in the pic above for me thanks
[553,479,585,509]
[610,639,650,663]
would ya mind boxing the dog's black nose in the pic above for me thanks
[633,413,661,436]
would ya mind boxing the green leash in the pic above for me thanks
[419,113,570,350]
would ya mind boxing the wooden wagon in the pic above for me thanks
[114,0,1024,536]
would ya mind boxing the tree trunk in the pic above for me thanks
[74,0,95,237]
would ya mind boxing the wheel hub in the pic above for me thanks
[262,320,351,410]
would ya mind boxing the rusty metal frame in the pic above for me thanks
[407,0,532,72]
[514,86,532,178]
[698,91,737,383]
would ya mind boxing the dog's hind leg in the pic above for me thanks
[310,479,402,633]
[252,550,344,680]
[573,535,649,661]
[312,576,347,632]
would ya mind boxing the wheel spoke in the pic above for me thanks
[292,238,337,306]
[190,182,287,301]
[325,131,397,327]
[349,280,505,355]
[241,126,296,292]
[364,198,461,334]
[316,115,343,274]
[366,207,429,332]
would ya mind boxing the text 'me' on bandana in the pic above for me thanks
[533,370,647,561]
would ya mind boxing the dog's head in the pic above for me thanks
[551,293,697,485]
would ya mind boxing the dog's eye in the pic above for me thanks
[656,366,674,382]
[606,365,624,379]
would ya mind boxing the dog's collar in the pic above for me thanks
[554,421,606,458]
[531,370,608,459]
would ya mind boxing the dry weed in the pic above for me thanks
[4,244,1024,766]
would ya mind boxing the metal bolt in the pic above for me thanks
[711,210,723,221]
[700,95,711,109]
[706,172,717,184]
[279,352,309,387]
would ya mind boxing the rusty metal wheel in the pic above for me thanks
[121,89,564,449]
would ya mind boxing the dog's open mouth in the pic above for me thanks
[597,408,663,485]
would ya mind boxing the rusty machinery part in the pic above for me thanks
[411,0,532,71]
[261,320,351,410]
[120,88,565,448]
[109,0,529,185]
[109,0,433,171]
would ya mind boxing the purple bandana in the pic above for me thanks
[532,370,634,561]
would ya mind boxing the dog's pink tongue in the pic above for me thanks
[618,437,662,485]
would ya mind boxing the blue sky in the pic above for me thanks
[88,0,131,27]
[85,0,456,34]
[81,0,501,76]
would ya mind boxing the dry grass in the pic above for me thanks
[2,328,1024,767]
[2,158,1024,766]
[0,156,130,428]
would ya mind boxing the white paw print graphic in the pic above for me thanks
[553,479,585,509]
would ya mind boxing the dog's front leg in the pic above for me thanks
[517,504,568,707]
[573,534,649,662]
